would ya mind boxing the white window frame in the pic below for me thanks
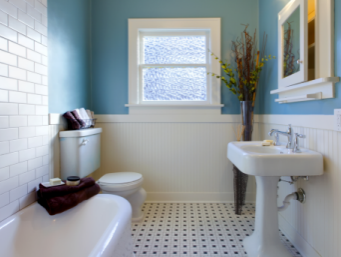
[127,18,222,115]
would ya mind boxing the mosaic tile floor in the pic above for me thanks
[131,203,302,257]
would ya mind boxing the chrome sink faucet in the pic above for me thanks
[268,124,293,149]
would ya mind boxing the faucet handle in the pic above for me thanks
[293,133,305,153]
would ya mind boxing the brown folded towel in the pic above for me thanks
[38,183,100,215]
[39,177,96,199]
[63,111,81,130]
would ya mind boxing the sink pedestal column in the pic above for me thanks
[243,176,292,257]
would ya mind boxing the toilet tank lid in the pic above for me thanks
[59,128,102,138]
[98,172,143,184]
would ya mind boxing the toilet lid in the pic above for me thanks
[98,172,142,185]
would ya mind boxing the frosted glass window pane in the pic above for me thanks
[143,36,206,64]
[143,67,207,101]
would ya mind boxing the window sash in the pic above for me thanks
[138,31,211,104]
[139,65,209,103]
[139,31,209,65]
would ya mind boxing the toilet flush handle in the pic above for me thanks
[81,139,89,146]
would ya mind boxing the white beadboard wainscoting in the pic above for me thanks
[94,120,257,203]
[49,113,339,257]
[257,120,340,257]
[48,114,258,202]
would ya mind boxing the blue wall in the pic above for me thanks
[91,0,259,114]
[256,0,341,115]
[48,0,339,115]
[48,0,92,114]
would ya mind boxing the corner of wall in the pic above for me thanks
[89,0,94,111]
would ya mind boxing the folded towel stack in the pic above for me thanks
[37,177,100,215]
[63,108,95,130]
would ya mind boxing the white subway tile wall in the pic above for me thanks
[0,0,48,222]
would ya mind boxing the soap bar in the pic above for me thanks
[50,178,61,185]
[262,142,271,146]
[263,140,274,143]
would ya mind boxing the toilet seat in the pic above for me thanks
[97,172,143,192]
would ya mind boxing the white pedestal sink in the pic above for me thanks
[228,141,323,257]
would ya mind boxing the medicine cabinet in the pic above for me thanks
[271,0,339,103]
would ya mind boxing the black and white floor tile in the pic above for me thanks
[131,203,302,257]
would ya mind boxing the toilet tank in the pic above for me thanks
[59,128,102,180]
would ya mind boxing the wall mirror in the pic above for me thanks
[282,6,301,79]
[278,0,307,88]
[272,0,339,104]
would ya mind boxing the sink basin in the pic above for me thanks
[227,141,324,257]
[228,141,323,176]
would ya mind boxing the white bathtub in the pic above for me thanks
[0,194,133,257]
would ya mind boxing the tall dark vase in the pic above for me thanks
[233,101,254,215]
[240,101,254,141]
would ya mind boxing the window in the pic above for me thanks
[128,18,222,114]
[141,32,208,102]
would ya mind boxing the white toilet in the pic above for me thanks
[59,128,146,222]
[97,172,146,222]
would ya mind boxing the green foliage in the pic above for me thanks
[208,51,274,101]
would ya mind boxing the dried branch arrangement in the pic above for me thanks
[209,25,275,103]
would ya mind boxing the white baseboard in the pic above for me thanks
[145,192,255,203]
[279,214,321,257]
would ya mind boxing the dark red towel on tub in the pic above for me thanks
[39,177,96,199]
[37,183,100,215]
